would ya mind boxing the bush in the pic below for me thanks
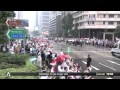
[0,53,30,69]
[0,62,18,69]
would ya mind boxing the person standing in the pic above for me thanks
[37,52,42,71]
[47,51,53,69]
[87,54,92,68]
[41,50,46,64]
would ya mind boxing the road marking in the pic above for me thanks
[84,56,87,58]
[99,63,116,71]
[92,51,120,61]
[59,51,111,52]
[82,61,100,70]
[107,60,120,66]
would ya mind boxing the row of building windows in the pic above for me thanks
[43,16,49,19]
[97,14,120,18]
[77,21,120,26]
[73,11,84,17]
[74,14,120,23]
[74,14,120,20]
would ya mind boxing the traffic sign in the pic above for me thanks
[6,29,26,39]
[6,19,29,27]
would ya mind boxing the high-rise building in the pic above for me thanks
[50,11,62,37]
[14,11,37,31]
[69,11,120,40]
[38,11,50,32]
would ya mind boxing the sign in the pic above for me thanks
[6,19,29,27]
[6,29,26,39]
[6,72,11,76]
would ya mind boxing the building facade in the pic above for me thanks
[72,11,120,40]
[50,11,62,37]
[38,11,50,32]
[14,11,36,31]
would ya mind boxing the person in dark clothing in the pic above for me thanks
[55,53,57,57]
[87,54,92,68]
[41,50,46,64]
[0,44,3,52]
[47,51,53,69]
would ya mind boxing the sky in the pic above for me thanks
[14,11,38,31]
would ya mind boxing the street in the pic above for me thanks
[52,41,120,79]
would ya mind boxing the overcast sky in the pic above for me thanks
[14,11,39,31]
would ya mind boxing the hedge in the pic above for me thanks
[0,53,30,69]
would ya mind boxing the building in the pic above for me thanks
[50,11,62,37]
[14,11,36,31]
[72,11,120,41]
[38,11,50,33]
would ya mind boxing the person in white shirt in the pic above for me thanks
[58,65,62,72]
[40,76,48,79]
[106,76,113,79]
[30,46,33,55]
[37,53,42,70]
[9,46,15,54]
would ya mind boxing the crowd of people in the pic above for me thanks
[85,38,115,48]
[30,37,94,79]
[65,38,115,49]
[0,37,114,79]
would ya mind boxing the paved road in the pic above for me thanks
[52,41,120,79]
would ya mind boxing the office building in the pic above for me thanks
[50,11,62,37]
[38,11,50,32]
[71,11,120,40]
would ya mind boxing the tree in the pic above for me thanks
[115,25,120,38]
[73,23,79,38]
[62,13,73,38]
[0,11,15,44]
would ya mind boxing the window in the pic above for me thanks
[43,12,49,15]
[114,44,118,48]
[103,14,106,18]
[109,14,114,18]
[43,16,49,19]
[88,22,89,25]
[92,21,94,24]
[117,21,120,25]
[103,21,105,25]
[118,14,120,18]
[108,21,114,25]
[43,19,49,22]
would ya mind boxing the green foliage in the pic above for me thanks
[0,11,15,44]
[0,53,30,69]
[0,62,18,69]
[62,13,74,37]
[0,61,39,79]
[115,25,120,37]
[26,61,38,72]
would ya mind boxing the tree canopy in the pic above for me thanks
[115,25,120,38]
[0,11,15,44]
[62,13,73,37]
